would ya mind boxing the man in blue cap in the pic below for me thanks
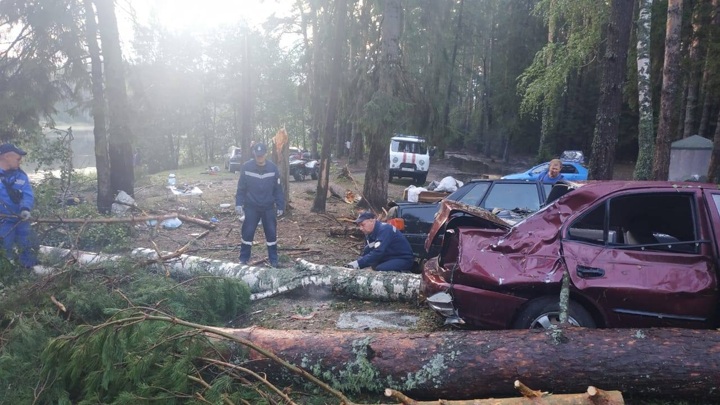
[345,211,414,272]
[0,144,37,268]
[235,142,285,267]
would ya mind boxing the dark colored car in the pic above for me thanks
[422,181,720,330]
[387,179,552,261]
[225,146,242,172]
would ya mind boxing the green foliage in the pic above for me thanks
[518,0,607,117]
[0,262,252,403]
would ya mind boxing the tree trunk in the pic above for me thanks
[82,0,113,213]
[682,0,708,139]
[361,0,404,212]
[652,0,684,181]
[93,0,134,196]
[39,247,421,302]
[708,108,720,181]
[587,0,635,180]
[220,326,720,401]
[704,0,720,181]
[634,0,655,180]
[312,0,347,213]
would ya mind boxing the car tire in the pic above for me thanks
[416,174,427,185]
[293,173,303,181]
[311,170,318,180]
[512,296,596,329]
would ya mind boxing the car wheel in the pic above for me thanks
[512,296,596,329]
[388,172,393,183]
[311,169,318,180]
[293,173,303,181]
[416,174,427,185]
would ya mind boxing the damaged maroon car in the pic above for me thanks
[422,181,720,330]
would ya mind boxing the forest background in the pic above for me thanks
[2,0,720,213]
[2,1,720,403]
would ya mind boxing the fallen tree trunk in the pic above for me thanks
[38,246,421,302]
[219,326,720,401]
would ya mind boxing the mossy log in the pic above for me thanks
[217,326,719,401]
[38,246,420,302]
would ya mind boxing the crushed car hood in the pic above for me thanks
[424,200,511,253]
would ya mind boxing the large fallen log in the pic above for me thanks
[38,246,421,302]
[219,326,720,401]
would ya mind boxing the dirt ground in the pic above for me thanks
[121,153,634,331]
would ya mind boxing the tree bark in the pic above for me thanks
[704,0,720,181]
[682,0,708,139]
[361,0,404,212]
[221,326,720,401]
[82,0,113,213]
[633,0,655,180]
[652,0,684,181]
[312,0,347,213]
[38,247,421,302]
[587,0,635,180]
[93,0,134,196]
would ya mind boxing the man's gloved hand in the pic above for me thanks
[277,209,284,217]
[235,206,244,216]
[345,260,359,269]
[19,210,31,221]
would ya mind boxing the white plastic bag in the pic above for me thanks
[434,176,464,193]
[405,185,428,203]
[161,217,182,229]
[111,190,136,216]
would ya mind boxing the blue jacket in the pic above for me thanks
[357,220,414,269]
[235,159,285,210]
[538,171,565,184]
[0,168,33,217]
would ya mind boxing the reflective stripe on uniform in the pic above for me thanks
[244,171,276,179]
[266,241,277,246]
[241,239,253,245]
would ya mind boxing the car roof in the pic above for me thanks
[392,134,426,142]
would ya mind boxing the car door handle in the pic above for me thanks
[576,265,605,278]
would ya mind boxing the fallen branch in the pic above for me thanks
[177,214,217,230]
[25,213,181,224]
[384,385,624,404]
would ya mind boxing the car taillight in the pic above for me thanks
[386,218,405,231]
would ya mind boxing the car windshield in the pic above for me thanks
[451,182,491,206]
[482,183,542,211]
[391,140,427,154]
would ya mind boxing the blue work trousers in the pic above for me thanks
[0,219,37,267]
[239,206,278,266]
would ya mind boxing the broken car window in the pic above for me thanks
[566,192,698,253]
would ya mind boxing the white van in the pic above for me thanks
[389,134,430,184]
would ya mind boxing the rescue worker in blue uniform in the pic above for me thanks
[0,144,37,268]
[345,211,414,272]
[235,143,285,267]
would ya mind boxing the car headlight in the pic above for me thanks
[419,159,425,166]
[392,157,399,163]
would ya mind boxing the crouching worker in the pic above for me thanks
[345,211,414,272]
[0,144,37,268]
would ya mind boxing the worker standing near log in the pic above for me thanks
[0,144,37,268]
[346,211,414,272]
[235,142,285,267]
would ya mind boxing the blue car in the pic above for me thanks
[502,161,588,181]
